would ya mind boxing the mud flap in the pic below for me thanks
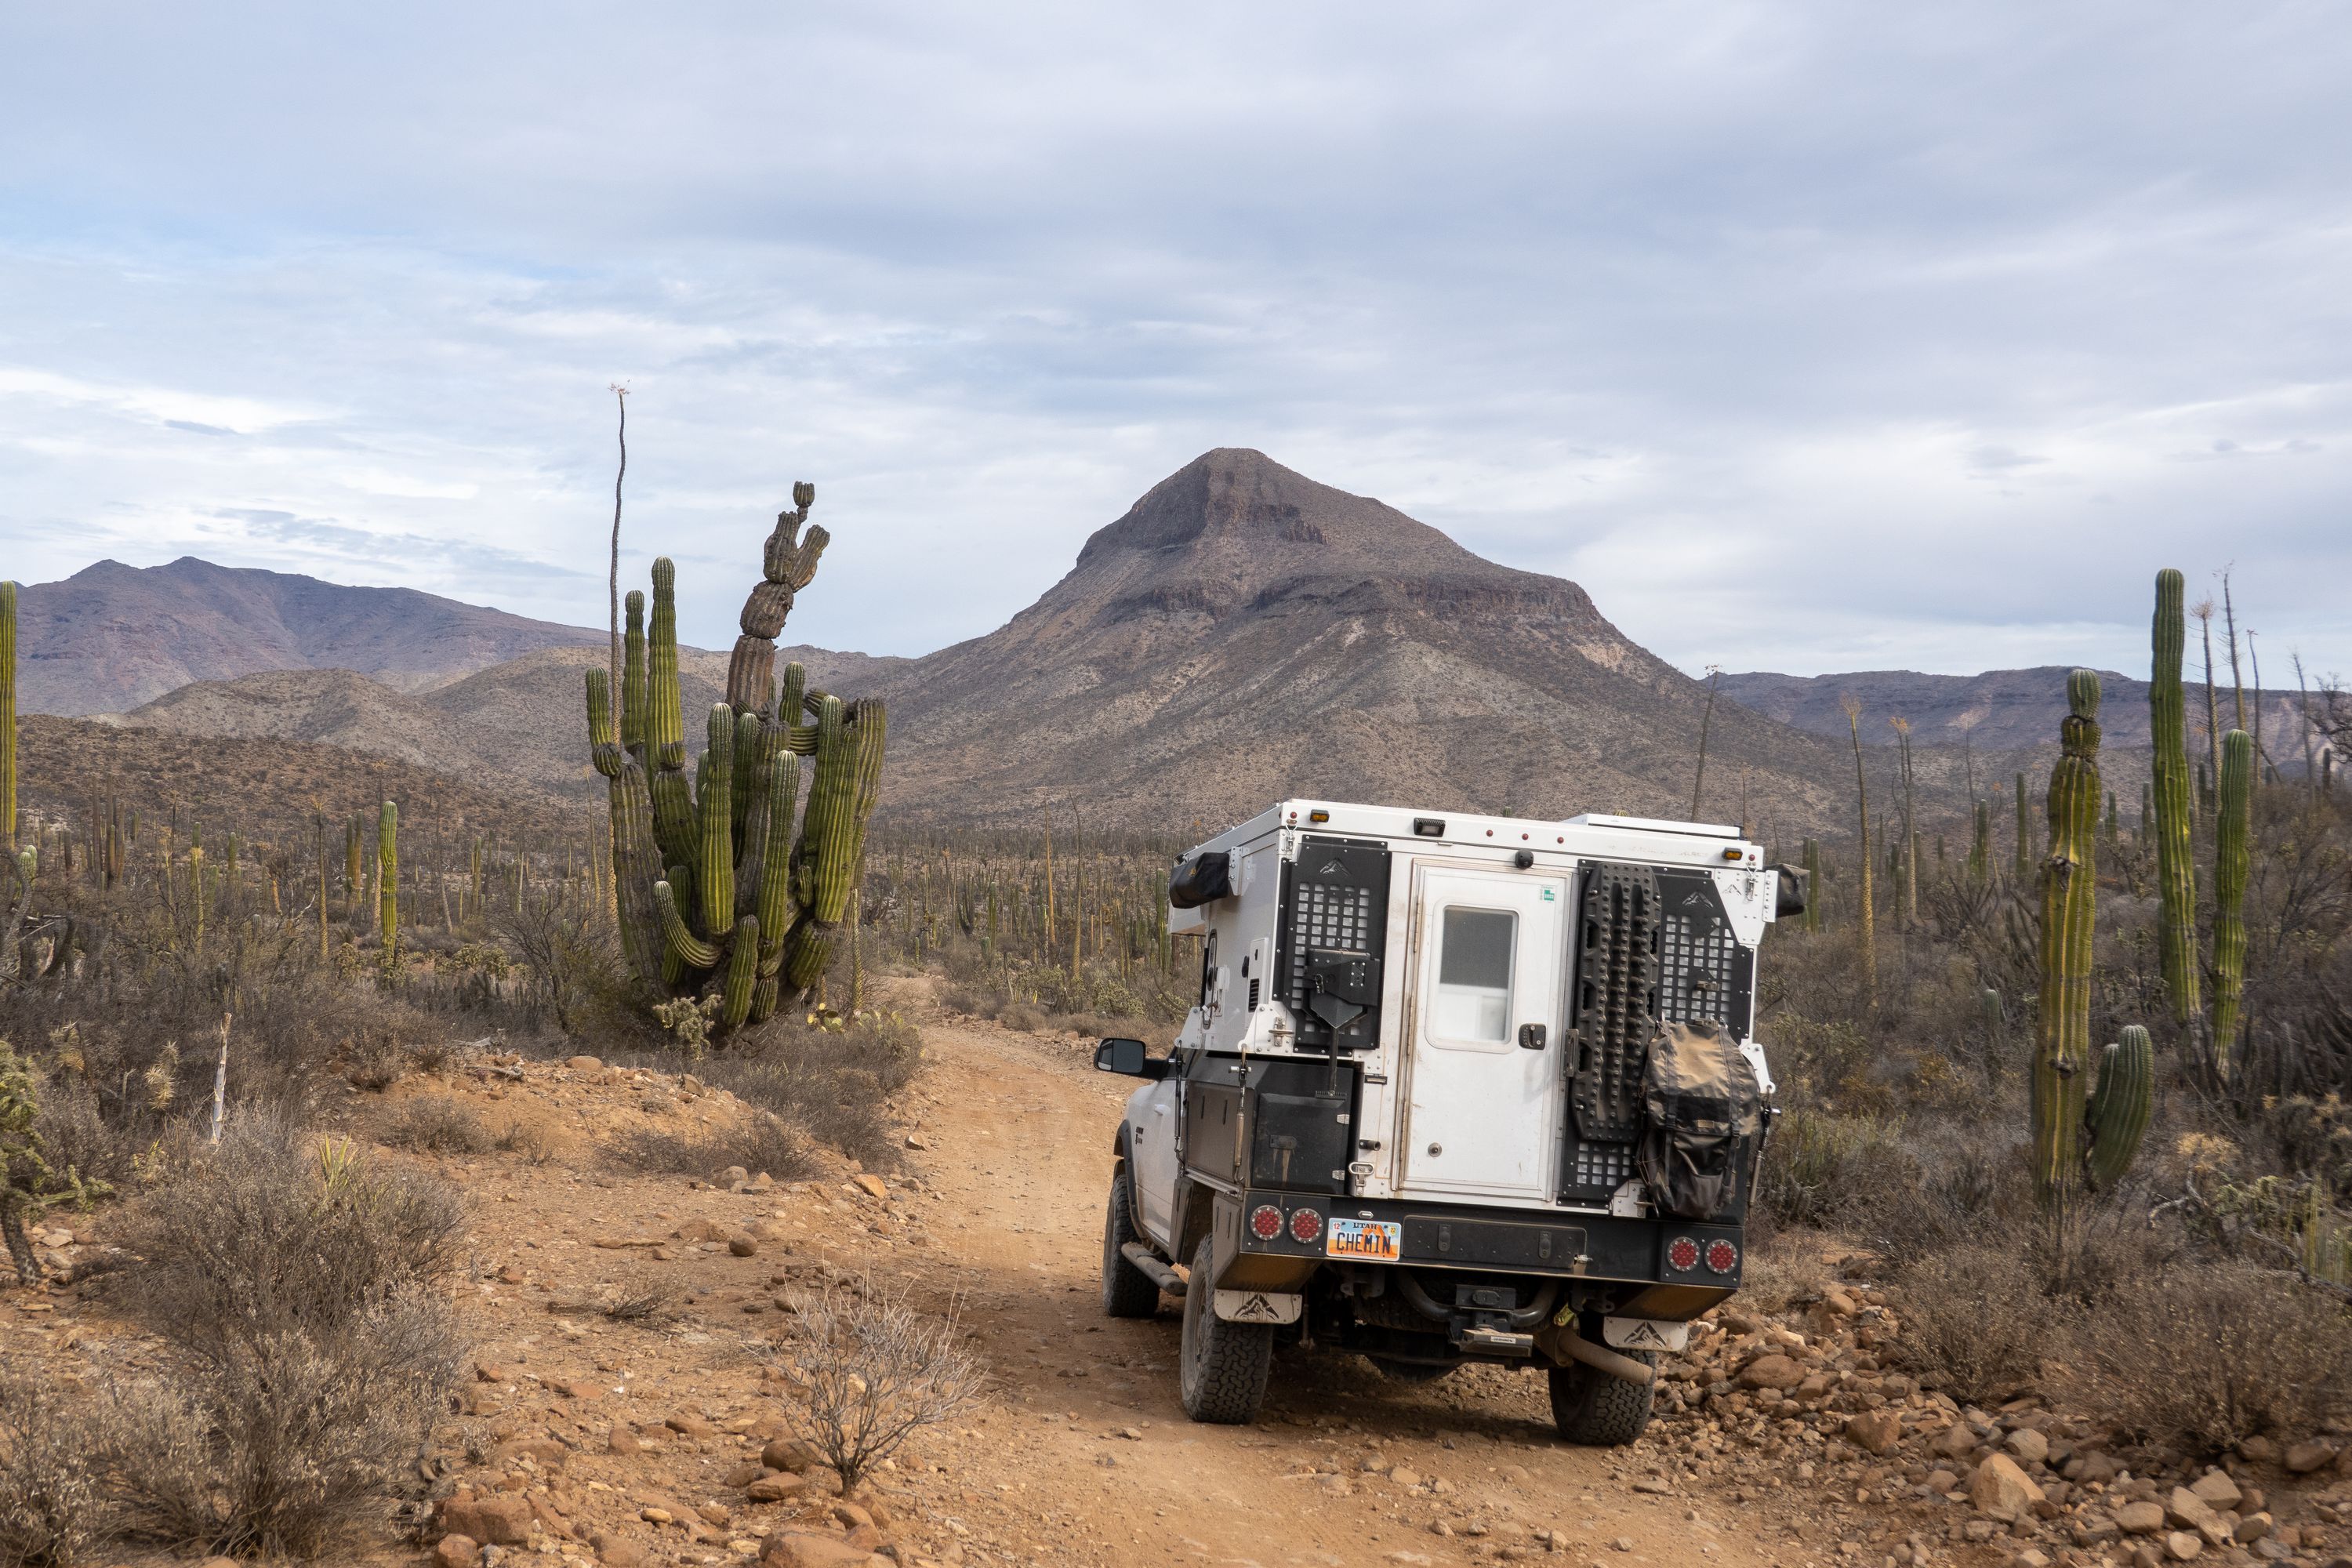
[1214,1290,1302,1324]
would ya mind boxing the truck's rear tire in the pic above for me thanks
[1178,1235,1272,1424]
[1548,1349,1657,1446]
[1101,1166,1161,1319]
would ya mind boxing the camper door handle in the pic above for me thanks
[1517,1023,1547,1051]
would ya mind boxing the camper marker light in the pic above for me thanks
[1721,848,1743,861]
[1705,1239,1740,1275]
[1413,818,1445,837]
[1288,1207,1323,1244]
[1249,1204,1285,1241]
[1666,1236,1701,1272]
[1309,809,1330,823]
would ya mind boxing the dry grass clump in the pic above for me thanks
[608,1113,817,1184]
[492,1120,561,1164]
[773,1278,984,1493]
[1757,1107,1915,1231]
[378,1094,490,1156]
[2070,1260,2352,1453]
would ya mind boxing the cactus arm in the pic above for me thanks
[697,703,735,937]
[621,588,648,760]
[2149,569,2202,1022]
[756,746,800,964]
[648,558,684,770]
[2212,729,2253,1073]
[731,706,763,844]
[726,489,826,711]
[780,699,886,991]
[2031,670,2102,1208]
[720,914,760,1029]
[2085,1025,2154,1189]
[735,721,774,920]
[587,667,622,777]
[654,878,722,970]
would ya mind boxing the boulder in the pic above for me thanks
[763,1437,822,1472]
[2116,1501,2168,1536]
[2006,1428,2050,1465]
[761,1534,882,1568]
[748,1472,806,1502]
[2164,1530,2203,1562]
[1844,1411,1904,1456]
[2188,1471,2242,1510]
[852,1174,889,1200]
[1970,1454,2047,1520]
[2285,1439,2340,1474]
[441,1494,534,1547]
[1933,1425,1981,1459]
[568,1055,603,1071]
[434,1537,481,1568]
[1738,1355,1805,1392]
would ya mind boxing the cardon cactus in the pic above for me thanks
[586,488,885,1036]
[2085,1025,2154,1189]
[378,801,399,972]
[2148,569,2201,1023]
[2031,670,2103,1208]
[2211,728,2253,1074]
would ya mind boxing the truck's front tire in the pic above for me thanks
[1101,1165,1161,1319]
[1547,1349,1657,1446]
[1178,1235,1272,1424]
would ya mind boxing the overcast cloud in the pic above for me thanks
[2,3,2347,681]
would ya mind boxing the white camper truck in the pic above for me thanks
[1094,800,1796,1441]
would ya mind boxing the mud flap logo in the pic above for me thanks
[1617,1320,1671,1348]
[1213,1289,1301,1325]
[1601,1315,1690,1351]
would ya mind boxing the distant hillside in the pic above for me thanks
[1718,666,2317,757]
[118,644,906,799]
[13,556,606,714]
[16,714,592,851]
[861,448,1854,833]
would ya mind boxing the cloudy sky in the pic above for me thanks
[3,4,2347,681]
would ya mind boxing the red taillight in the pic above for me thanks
[1289,1207,1323,1244]
[1666,1236,1700,1272]
[1705,1239,1740,1275]
[1249,1204,1284,1241]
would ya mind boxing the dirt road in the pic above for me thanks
[902,1012,1789,1568]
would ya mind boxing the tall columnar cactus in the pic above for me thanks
[2148,569,2201,1024]
[586,487,885,1037]
[2031,670,2103,1209]
[378,801,399,972]
[2013,771,2031,882]
[0,581,14,851]
[1968,800,1991,884]
[2085,1024,2154,1189]
[2211,729,2253,1074]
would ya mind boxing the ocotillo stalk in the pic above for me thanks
[1840,695,1876,1007]
[1690,666,1720,822]
[2223,574,2246,732]
[378,801,399,973]
[1802,837,1821,932]
[2149,570,2201,1023]
[2085,1024,2154,1189]
[2194,597,2222,810]
[2211,729,2253,1075]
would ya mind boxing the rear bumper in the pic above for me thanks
[1229,1189,1744,1303]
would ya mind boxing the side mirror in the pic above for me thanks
[1772,864,1808,920]
[1094,1038,1170,1079]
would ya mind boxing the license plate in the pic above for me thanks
[1325,1218,1402,1261]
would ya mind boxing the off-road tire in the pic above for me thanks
[1178,1235,1272,1423]
[1101,1164,1161,1319]
[1548,1349,1657,1446]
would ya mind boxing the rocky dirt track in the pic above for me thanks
[17,993,2352,1568]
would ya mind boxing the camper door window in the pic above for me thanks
[1433,906,1515,1042]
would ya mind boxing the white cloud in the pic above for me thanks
[0,2,2346,678]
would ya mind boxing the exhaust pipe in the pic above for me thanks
[1535,1323,1657,1385]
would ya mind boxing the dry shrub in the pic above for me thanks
[110,1120,468,1557]
[2071,1261,2352,1454]
[608,1113,815,1184]
[0,1374,113,1567]
[1731,1233,1817,1317]
[697,1014,923,1169]
[601,1276,683,1327]
[492,1120,559,1164]
[379,1095,489,1156]
[1758,1108,1915,1230]
[1889,1241,2060,1406]
[774,1279,983,1493]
